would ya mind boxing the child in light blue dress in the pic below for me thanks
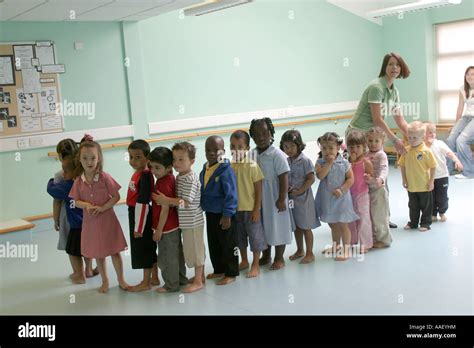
[250,118,292,270]
[280,130,320,264]
[315,132,359,261]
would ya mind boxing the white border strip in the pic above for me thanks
[149,101,358,135]
[0,125,134,153]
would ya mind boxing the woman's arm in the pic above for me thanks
[370,103,406,154]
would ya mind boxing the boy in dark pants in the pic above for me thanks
[399,122,437,232]
[200,135,239,285]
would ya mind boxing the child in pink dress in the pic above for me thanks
[346,130,374,253]
[69,140,129,293]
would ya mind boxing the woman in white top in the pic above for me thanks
[447,66,474,179]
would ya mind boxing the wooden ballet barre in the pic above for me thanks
[47,114,352,157]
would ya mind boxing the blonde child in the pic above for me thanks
[69,139,129,293]
[315,132,359,261]
[280,130,320,264]
[153,142,205,293]
[249,118,292,270]
[365,127,392,247]
[126,140,160,292]
[51,137,96,278]
[346,130,374,253]
[398,121,437,231]
[424,123,463,222]
[230,130,266,278]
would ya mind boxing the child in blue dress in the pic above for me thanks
[315,132,359,261]
[280,130,320,264]
[249,118,292,270]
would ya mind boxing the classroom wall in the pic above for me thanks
[0,0,472,222]
[0,22,132,221]
[381,0,474,127]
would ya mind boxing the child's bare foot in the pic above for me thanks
[289,251,304,261]
[129,281,151,292]
[299,254,315,264]
[440,214,447,222]
[118,281,130,291]
[216,276,236,285]
[360,247,370,254]
[98,282,109,293]
[69,273,75,279]
[71,274,86,284]
[259,256,271,266]
[206,273,224,280]
[418,226,430,232]
[373,241,388,248]
[150,277,160,286]
[239,261,249,271]
[156,287,169,293]
[404,223,414,230]
[335,255,349,261]
[432,215,438,222]
[246,264,260,278]
[188,276,205,284]
[322,245,341,255]
[270,259,285,270]
[85,267,99,278]
[183,282,204,293]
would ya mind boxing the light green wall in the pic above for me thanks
[0,0,472,221]
[382,0,474,127]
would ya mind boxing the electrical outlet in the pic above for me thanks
[17,138,29,149]
[29,137,44,147]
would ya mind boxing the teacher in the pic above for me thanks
[347,52,411,154]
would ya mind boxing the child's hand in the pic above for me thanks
[332,188,343,198]
[90,206,104,216]
[454,160,463,172]
[54,220,60,231]
[375,177,384,188]
[86,205,99,215]
[363,173,373,185]
[250,209,260,222]
[402,181,408,190]
[289,187,302,197]
[152,229,162,242]
[428,182,434,191]
[326,155,336,163]
[219,216,231,230]
[134,231,143,238]
[276,199,286,212]
[152,191,167,205]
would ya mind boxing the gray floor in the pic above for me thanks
[1,168,472,315]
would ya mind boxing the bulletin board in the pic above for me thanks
[0,41,65,138]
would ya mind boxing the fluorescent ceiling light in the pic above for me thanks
[183,0,253,16]
[367,0,462,19]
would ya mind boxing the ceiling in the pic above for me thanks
[0,0,203,21]
[0,0,428,22]
[327,0,419,24]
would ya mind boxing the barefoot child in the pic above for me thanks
[149,147,187,293]
[69,139,129,293]
[200,136,239,285]
[249,118,292,270]
[280,130,320,264]
[424,122,463,222]
[127,140,160,292]
[47,155,85,284]
[230,130,266,278]
[153,142,205,293]
[315,132,359,261]
[365,127,392,248]
[398,121,437,231]
[346,130,374,253]
[51,138,96,278]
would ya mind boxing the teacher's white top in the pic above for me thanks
[460,86,474,116]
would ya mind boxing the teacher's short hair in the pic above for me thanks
[379,52,410,79]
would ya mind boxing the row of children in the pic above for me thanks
[46,117,460,293]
